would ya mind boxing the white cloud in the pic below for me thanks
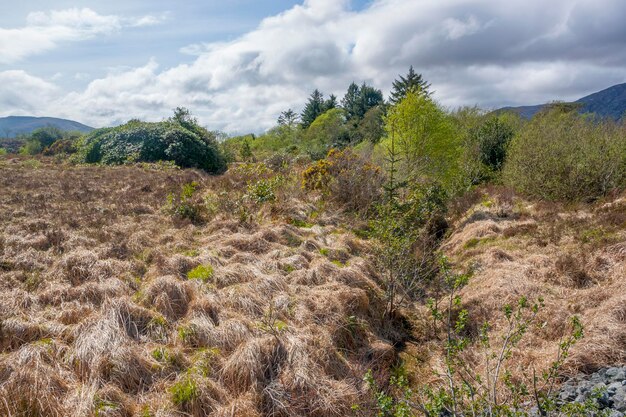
[4,0,626,132]
[0,70,59,116]
[0,8,164,64]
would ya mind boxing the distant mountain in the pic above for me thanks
[0,116,94,138]
[499,83,626,120]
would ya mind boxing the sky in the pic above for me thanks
[1,0,626,134]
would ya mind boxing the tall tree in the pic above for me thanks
[278,109,299,127]
[324,94,338,112]
[342,82,383,121]
[342,82,361,120]
[358,83,384,118]
[301,89,325,129]
[389,66,430,105]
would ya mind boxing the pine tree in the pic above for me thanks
[342,82,361,120]
[342,82,384,121]
[323,94,338,112]
[301,89,325,128]
[389,66,430,105]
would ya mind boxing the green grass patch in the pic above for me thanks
[170,377,198,406]
[187,264,214,283]
[463,236,497,250]
[289,218,314,228]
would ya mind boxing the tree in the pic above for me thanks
[341,82,384,121]
[240,136,254,161]
[472,116,515,171]
[77,109,227,173]
[389,65,430,105]
[301,89,325,129]
[277,109,299,127]
[303,108,348,159]
[383,90,460,185]
[30,126,64,148]
[323,94,338,112]
[357,105,386,143]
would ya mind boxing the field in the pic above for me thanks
[1,157,626,416]
[0,158,403,416]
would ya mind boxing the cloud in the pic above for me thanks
[0,71,59,116]
[4,0,626,132]
[0,8,165,64]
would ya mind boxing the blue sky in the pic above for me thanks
[1,0,625,133]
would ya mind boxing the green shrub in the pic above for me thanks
[187,264,214,283]
[472,116,515,171]
[246,177,280,204]
[503,106,626,201]
[166,181,205,223]
[0,148,7,156]
[76,110,226,173]
[19,139,42,155]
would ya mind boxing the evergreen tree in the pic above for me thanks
[358,83,384,119]
[342,82,361,120]
[301,89,325,129]
[389,66,430,105]
[324,94,338,112]
[342,82,383,121]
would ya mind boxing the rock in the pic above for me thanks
[556,366,626,414]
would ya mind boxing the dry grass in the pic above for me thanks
[0,157,397,416]
[411,190,626,393]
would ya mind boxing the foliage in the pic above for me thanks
[239,136,254,161]
[246,176,282,204]
[381,91,461,187]
[303,108,350,159]
[473,116,516,171]
[19,138,43,155]
[342,82,384,122]
[170,376,198,406]
[366,256,591,417]
[76,109,226,173]
[301,89,327,129]
[0,147,6,156]
[165,181,206,223]
[370,182,447,316]
[278,109,299,127]
[357,105,387,144]
[42,139,77,155]
[389,66,431,105]
[30,126,64,148]
[187,264,214,283]
[503,106,626,201]
[302,148,384,213]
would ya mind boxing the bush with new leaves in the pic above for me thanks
[503,105,626,201]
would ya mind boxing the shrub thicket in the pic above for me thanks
[76,110,226,173]
[503,106,626,201]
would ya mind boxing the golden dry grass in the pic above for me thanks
[0,157,394,416]
[405,189,626,392]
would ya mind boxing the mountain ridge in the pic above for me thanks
[499,83,626,119]
[0,116,94,138]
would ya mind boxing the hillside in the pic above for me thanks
[0,116,94,138]
[500,83,626,119]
